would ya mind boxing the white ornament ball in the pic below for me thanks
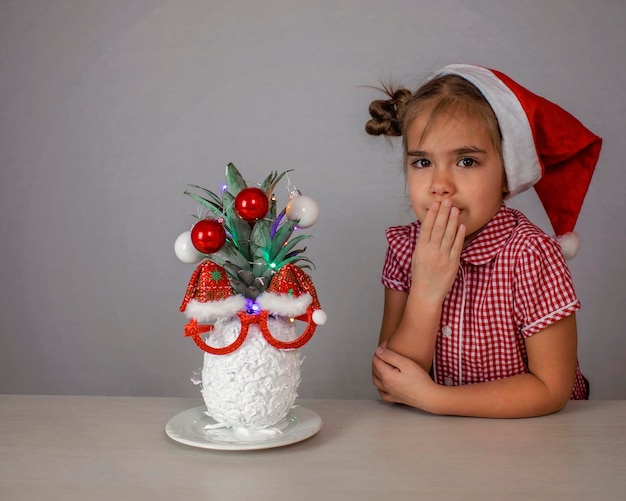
[174,230,205,263]
[286,195,319,228]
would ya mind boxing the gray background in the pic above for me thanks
[1,0,625,399]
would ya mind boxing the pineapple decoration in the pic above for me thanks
[175,163,326,435]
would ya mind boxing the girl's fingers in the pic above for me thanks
[419,201,440,242]
[430,200,452,242]
[450,223,466,259]
[422,200,459,250]
[441,206,460,248]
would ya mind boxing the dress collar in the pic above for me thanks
[460,205,517,266]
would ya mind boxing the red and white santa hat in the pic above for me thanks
[256,263,327,325]
[180,260,247,322]
[437,64,602,259]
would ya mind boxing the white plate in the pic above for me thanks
[165,405,322,451]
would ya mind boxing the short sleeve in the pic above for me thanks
[381,223,417,293]
[513,235,580,337]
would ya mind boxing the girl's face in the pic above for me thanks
[405,111,506,244]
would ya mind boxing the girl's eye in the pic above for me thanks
[410,158,431,169]
[458,157,478,168]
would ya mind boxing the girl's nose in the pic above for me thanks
[430,168,455,196]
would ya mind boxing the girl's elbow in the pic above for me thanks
[544,382,574,414]
[550,394,570,414]
[532,373,574,415]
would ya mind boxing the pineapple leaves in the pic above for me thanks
[250,218,272,276]
[272,234,311,264]
[186,184,224,208]
[278,255,315,269]
[261,170,290,221]
[183,163,316,300]
[270,219,298,259]
[225,163,247,196]
[210,239,251,272]
[268,192,277,221]
[221,262,243,281]
[250,218,272,250]
[261,170,292,197]
[222,191,251,255]
[184,191,224,219]
[252,246,268,278]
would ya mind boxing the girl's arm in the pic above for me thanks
[372,313,578,418]
[378,288,407,345]
[379,201,465,372]
[379,287,442,372]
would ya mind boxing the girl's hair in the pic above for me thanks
[365,74,503,162]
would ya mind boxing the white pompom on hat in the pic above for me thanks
[436,64,602,259]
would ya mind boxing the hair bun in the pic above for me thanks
[365,87,412,137]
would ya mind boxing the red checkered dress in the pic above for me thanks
[382,205,588,400]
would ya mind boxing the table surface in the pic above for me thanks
[1,396,625,500]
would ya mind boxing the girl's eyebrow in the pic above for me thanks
[407,146,487,157]
[455,146,487,155]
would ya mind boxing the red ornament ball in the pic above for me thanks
[190,219,226,254]
[234,187,269,222]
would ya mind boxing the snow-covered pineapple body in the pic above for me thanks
[201,316,301,428]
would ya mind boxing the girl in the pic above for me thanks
[368,64,601,418]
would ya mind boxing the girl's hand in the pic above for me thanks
[412,200,465,303]
[372,345,437,409]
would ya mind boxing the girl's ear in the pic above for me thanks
[501,170,510,199]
